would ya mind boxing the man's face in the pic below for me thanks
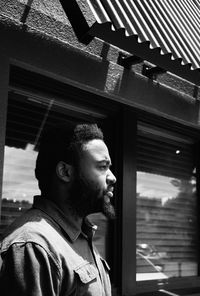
[69,139,116,218]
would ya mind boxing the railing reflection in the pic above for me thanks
[0,198,31,238]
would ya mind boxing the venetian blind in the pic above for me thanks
[1,91,77,237]
[136,124,198,280]
[1,89,110,263]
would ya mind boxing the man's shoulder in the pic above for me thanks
[0,208,64,253]
[0,208,90,276]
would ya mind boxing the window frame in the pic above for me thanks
[1,64,200,296]
[0,55,10,221]
[0,65,121,278]
[120,108,200,296]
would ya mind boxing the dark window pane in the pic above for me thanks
[1,90,110,268]
[136,124,197,281]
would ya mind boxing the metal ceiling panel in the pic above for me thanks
[85,0,200,85]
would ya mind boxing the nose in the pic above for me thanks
[107,169,116,184]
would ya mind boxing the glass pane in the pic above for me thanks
[1,90,110,265]
[1,145,39,235]
[1,90,82,238]
[136,124,197,281]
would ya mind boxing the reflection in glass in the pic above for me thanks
[0,91,72,237]
[136,126,197,281]
[1,145,39,236]
[1,90,110,266]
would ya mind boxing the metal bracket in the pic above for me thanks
[142,64,166,80]
[118,53,143,68]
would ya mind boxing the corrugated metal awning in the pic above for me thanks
[61,0,200,85]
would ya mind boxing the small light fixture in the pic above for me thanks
[142,64,166,80]
[118,52,143,68]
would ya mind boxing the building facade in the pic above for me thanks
[0,1,200,295]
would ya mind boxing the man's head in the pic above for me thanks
[35,123,116,218]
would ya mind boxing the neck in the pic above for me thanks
[44,180,87,221]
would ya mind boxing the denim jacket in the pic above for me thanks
[0,196,111,296]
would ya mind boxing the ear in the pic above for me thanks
[56,161,74,182]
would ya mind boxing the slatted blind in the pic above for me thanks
[1,89,109,261]
[136,124,197,280]
[1,91,76,237]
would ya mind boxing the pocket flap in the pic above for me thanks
[74,263,96,284]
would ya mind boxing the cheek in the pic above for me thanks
[79,166,107,190]
[87,173,107,190]
[95,175,107,190]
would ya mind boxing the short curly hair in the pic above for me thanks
[35,122,104,195]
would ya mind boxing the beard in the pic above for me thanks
[67,172,115,219]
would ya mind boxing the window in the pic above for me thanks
[1,90,86,237]
[2,70,200,295]
[136,123,198,283]
[1,87,112,262]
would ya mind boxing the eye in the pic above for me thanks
[99,165,108,170]
[97,161,111,171]
[98,162,111,171]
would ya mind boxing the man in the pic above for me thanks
[0,123,116,295]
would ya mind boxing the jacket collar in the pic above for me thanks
[33,196,97,242]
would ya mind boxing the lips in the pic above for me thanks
[105,187,114,199]
[106,191,113,198]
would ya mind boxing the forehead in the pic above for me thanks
[82,139,111,161]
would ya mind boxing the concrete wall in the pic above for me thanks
[0,0,200,129]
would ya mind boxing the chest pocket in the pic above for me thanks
[74,262,97,284]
